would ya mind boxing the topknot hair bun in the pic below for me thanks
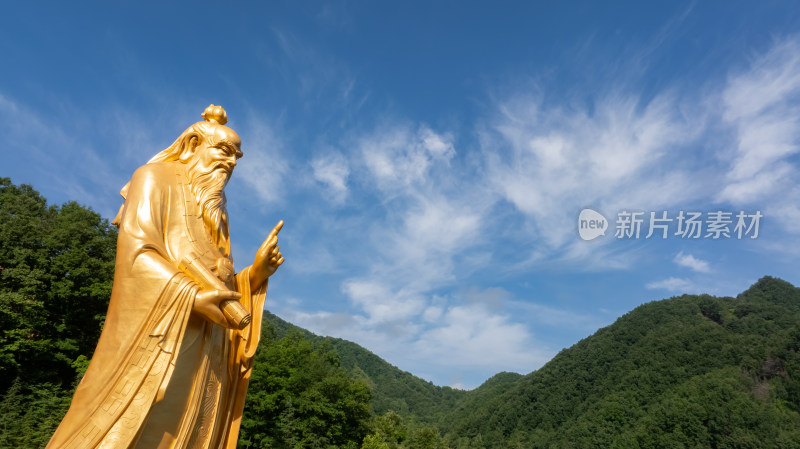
[201,104,228,126]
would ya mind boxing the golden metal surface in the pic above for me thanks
[46,105,284,449]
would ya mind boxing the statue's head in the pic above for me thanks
[147,105,243,256]
[149,104,243,184]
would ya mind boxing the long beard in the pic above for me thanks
[188,162,231,256]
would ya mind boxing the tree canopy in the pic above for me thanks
[240,328,373,449]
[0,178,117,447]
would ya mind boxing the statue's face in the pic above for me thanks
[185,126,241,250]
[191,126,243,182]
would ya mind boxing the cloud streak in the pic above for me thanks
[674,252,711,273]
[232,117,289,205]
[717,36,800,235]
[646,277,697,293]
[311,150,350,202]
[272,35,800,387]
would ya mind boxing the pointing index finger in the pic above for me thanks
[267,220,284,239]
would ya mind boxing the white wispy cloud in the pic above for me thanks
[340,124,485,318]
[360,124,456,190]
[716,35,800,233]
[645,277,698,292]
[482,34,800,269]
[673,251,711,273]
[342,279,426,325]
[233,118,289,205]
[280,35,800,386]
[410,302,552,373]
[0,94,128,217]
[311,150,350,202]
[275,120,554,386]
[507,299,609,332]
[279,286,554,388]
[269,28,365,112]
[255,34,800,387]
[380,194,482,279]
[483,90,704,263]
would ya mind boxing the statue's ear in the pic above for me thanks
[179,135,200,163]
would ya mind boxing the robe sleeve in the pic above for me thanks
[220,268,269,449]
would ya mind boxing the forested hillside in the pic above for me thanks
[437,277,800,448]
[261,280,800,449]
[1,178,799,448]
[0,178,117,448]
[261,311,466,426]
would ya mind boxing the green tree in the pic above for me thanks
[239,328,373,448]
[0,178,116,390]
[405,427,447,449]
[361,434,391,449]
[0,178,117,449]
[360,411,408,449]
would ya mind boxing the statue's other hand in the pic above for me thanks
[194,289,242,328]
[250,220,285,289]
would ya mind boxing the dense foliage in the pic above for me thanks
[261,314,459,448]
[262,279,800,449]
[0,178,117,448]
[437,277,800,448]
[0,178,117,388]
[264,313,466,426]
[239,328,373,448]
[1,178,799,448]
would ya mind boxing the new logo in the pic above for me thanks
[578,208,608,241]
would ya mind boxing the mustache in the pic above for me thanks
[215,161,234,175]
[191,160,232,179]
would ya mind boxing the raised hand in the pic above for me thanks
[249,220,285,290]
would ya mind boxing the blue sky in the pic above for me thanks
[3,1,800,389]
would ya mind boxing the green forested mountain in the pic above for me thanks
[1,178,799,448]
[261,311,466,426]
[437,277,800,448]
[258,279,800,448]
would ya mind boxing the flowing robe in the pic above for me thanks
[46,162,267,449]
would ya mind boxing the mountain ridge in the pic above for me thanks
[264,276,800,448]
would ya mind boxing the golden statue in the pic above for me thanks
[46,105,284,449]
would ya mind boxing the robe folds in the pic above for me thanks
[46,162,267,449]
